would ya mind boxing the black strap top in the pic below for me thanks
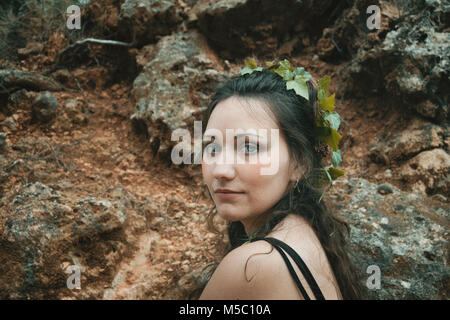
[252,236,325,300]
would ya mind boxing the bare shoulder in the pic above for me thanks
[199,240,298,300]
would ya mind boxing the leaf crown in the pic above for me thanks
[239,58,344,196]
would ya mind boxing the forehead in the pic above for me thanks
[206,96,278,131]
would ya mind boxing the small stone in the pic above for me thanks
[415,100,440,119]
[32,91,59,123]
[1,117,17,131]
[411,181,427,195]
[60,261,71,271]
[175,211,184,219]
[400,281,411,289]
[181,264,190,273]
[377,183,393,195]
[384,169,392,178]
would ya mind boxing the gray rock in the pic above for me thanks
[339,0,449,123]
[190,0,335,58]
[335,178,449,299]
[130,30,230,160]
[368,120,448,164]
[32,91,59,123]
[73,197,128,237]
[377,183,393,195]
[399,148,450,196]
[317,0,400,61]
[119,0,182,46]
[0,182,134,299]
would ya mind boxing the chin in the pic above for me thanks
[216,206,244,222]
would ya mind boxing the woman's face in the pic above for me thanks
[202,96,302,234]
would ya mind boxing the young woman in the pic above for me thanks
[196,67,364,300]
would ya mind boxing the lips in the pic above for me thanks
[214,188,244,194]
[214,188,245,201]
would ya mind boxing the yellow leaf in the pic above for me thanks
[319,93,335,113]
[323,127,342,151]
[318,75,331,101]
[245,58,258,69]
[328,167,344,180]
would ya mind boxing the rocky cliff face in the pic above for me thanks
[0,0,448,299]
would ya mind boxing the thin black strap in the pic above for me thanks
[263,237,325,300]
[255,237,311,299]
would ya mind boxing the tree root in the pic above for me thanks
[0,69,63,94]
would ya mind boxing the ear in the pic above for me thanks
[289,161,306,182]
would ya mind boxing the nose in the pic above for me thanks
[212,162,236,181]
[211,144,237,180]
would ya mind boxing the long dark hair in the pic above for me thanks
[190,69,365,300]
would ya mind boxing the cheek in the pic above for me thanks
[201,162,212,187]
[238,163,263,187]
[242,159,290,198]
[240,162,285,191]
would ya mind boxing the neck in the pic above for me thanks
[240,211,273,237]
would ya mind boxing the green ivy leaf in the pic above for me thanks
[239,58,263,75]
[293,67,311,81]
[274,68,291,80]
[239,66,253,75]
[328,167,345,180]
[239,66,262,75]
[319,93,335,113]
[324,110,340,131]
[286,75,309,100]
[331,150,342,167]
[318,75,331,102]
[279,59,293,71]
[317,127,342,151]
[328,128,342,151]
[273,59,293,80]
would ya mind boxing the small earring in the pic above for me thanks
[294,179,302,193]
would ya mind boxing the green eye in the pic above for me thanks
[244,143,258,154]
